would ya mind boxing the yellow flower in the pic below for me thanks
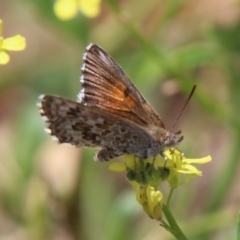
[0,19,26,65]
[109,149,211,219]
[109,149,211,188]
[160,149,211,188]
[131,182,163,220]
[54,0,101,20]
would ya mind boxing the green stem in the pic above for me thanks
[162,204,189,240]
[166,188,175,207]
[160,219,175,235]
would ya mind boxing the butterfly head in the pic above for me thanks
[163,131,183,148]
[147,126,183,154]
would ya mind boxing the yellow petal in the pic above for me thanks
[141,186,163,220]
[183,155,212,164]
[2,35,26,51]
[163,149,173,159]
[124,154,135,169]
[108,162,126,172]
[79,0,101,18]
[146,186,163,212]
[131,181,143,204]
[177,165,202,175]
[150,155,165,167]
[54,0,78,20]
[0,51,10,64]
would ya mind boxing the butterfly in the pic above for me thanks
[37,43,192,162]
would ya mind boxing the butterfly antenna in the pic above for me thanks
[171,84,197,133]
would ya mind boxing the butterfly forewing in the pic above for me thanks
[38,95,157,161]
[78,44,165,128]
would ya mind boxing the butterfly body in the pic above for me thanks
[38,43,183,161]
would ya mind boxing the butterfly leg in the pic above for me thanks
[94,148,122,162]
[160,150,168,161]
[160,151,171,180]
[147,156,157,175]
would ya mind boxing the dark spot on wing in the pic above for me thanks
[102,129,111,135]
[67,107,80,117]
[82,132,97,140]
[72,123,83,131]
[120,127,126,133]
[124,87,131,97]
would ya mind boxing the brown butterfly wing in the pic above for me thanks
[38,95,158,161]
[77,44,165,128]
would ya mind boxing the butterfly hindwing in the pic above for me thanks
[38,95,157,161]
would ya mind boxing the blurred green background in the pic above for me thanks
[1,0,240,239]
